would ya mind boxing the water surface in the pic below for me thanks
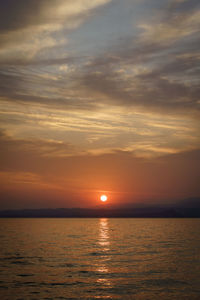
[0,218,199,299]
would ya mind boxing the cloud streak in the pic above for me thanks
[0,0,111,63]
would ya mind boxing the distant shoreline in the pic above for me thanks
[0,207,199,218]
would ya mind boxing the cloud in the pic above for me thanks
[0,0,199,119]
[0,0,111,35]
[139,10,200,46]
[0,130,83,162]
[80,60,200,117]
[0,1,199,162]
[0,0,111,63]
[76,0,200,117]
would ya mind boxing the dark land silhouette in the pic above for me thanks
[0,198,199,218]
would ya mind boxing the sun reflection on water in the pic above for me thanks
[98,218,110,249]
[96,218,112,289]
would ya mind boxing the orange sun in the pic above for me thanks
[100,195,107,202]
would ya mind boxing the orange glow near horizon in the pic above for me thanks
[100,195,108,202]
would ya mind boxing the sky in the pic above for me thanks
[0,0,200,209]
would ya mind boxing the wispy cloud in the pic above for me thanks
[0,0,111,63]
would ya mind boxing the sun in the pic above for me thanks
[100,195,107,202]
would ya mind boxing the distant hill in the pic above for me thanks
[0,201,200,218]
[175,197,200,208]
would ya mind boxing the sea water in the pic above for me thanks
[0,218,199,299]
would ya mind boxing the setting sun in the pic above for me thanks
[100,195,107,202]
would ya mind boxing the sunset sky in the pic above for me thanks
[0,0,200,209]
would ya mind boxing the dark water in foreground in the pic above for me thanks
[0,219,199,299]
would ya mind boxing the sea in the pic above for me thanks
[0,218,199,299]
